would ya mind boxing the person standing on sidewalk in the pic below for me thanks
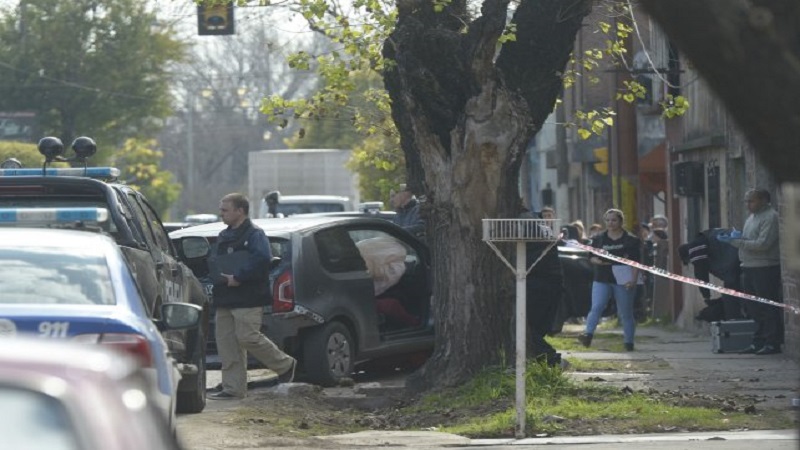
[208,193,296,400]
[717,188,783,355]
[521,210,564,366]
[578,208,642,351]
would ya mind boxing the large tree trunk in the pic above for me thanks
[383,0,590,390]
[641,0,800,183]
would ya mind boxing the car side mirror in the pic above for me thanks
[157,303,202,331]
[179,236,210,259]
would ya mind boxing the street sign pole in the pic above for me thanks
[482,218,560,439]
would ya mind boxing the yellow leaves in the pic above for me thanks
[499,23,517,44]
[615,80,646,104]
[661,95,690,119]
[569,108,616,141]
[432,0,451,13]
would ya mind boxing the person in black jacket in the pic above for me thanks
[207,193,296,400]
[678,228,744,322]
[578,209,642,351]
[523,212,564,367]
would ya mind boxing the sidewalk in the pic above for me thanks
[319,324,800,448]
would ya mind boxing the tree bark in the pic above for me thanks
[383,0,590,389]
[641,0,800,183]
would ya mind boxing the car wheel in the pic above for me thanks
[303,321,354,387]
[176,328,206,414]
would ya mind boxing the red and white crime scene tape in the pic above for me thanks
[563,239,800,316]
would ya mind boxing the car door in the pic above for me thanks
[347,226,432,342]
[122,191,182,312]
[303,225,380,351]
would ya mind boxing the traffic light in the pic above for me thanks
[593,147,609,175]
[197,1,235,36]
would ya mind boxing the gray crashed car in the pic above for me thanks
[171,216,434,386]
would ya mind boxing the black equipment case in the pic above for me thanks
[710,320,757,353]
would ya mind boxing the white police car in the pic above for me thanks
[0,222,202,429]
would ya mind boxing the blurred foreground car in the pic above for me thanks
[171,216,434,386]
[0,226,202,427]
[0,338,182,450]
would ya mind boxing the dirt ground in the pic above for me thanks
[176,326,800,449]
[175,371,795,450]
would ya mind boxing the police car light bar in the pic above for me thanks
[0,208,109,224]
[0,167,120,179]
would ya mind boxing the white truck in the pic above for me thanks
[248,148,360,217]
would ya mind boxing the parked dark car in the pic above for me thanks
[0,137,211,413]
[171,216,433,386]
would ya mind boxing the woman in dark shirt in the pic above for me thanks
[578,209,642,351]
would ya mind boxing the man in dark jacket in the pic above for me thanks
[208,193,296,400]
[679,228,744,322]
[391,184,425,238]
[523,213,564,367]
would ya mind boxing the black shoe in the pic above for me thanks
[278,358,296,383]
[624,343,634,351]
[755,345,781,355]
[738,345,759,354]
[207,383,223,393]
[577,333,593,348]
[207,391,242,400]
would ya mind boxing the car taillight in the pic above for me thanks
[272,270,294,313]
[73,333,153,367]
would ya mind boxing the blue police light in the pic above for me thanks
[0,167,120,179]
[0,207,109,224]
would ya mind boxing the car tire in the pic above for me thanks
[176,328,207,414]
[303,321,354,387]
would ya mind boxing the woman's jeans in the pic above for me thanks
[585,281,637,344]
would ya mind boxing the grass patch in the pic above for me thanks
[401,361,793,438]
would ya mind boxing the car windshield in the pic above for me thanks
[0,247,115,305]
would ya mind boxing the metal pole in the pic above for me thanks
[187,93,195,207]
[515,240,526,438]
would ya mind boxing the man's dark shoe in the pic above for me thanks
[207,391,242,400]
[755,345,781,355]
[738,344,759,354]
[207,383,223,393]
[577,333,593,348]
[278,358,297,384]
[624,343,634,351]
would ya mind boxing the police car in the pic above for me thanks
[0,137,211,414]
[0,226,202,428]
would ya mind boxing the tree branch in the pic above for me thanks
[496,0,591,125]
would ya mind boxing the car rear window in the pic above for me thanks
[0,248,115,305]
[0,387,81,450]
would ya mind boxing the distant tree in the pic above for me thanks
[158,9,323,216]
[112,138,181,218]
[0,0,185,159]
